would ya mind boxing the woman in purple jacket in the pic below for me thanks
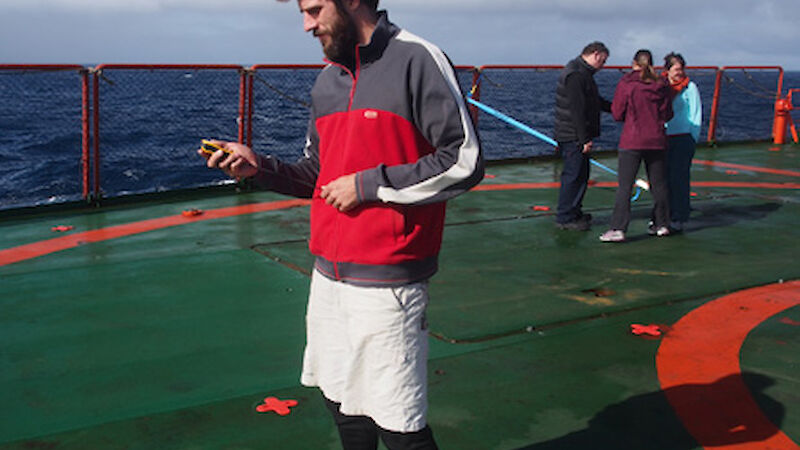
[600,49,674,242]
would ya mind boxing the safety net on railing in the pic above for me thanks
[91,65,245,201]
[712,67,784,142]
[0,65,87,210]
[469,65,723,160]
[245,65,478,162]
[248,65,319,163]
[0,64,794,210]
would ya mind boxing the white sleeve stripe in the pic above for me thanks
[376,30,481,204]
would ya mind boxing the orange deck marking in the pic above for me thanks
[693,159,800,178]
[474,182,562,191]
[474,181,800,192]
[0,199,310,267]
[631,323,662,337]
[693,181,800,189]
[473,181,626,191]
[656,281,800,449]
[2,176,799,267]
[255,397,298,416]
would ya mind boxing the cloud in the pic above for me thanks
[616,29,671,56]
[0,5,310,64]
[0,0,287,12]
[1,0,798,69]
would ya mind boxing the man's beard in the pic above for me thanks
[319,4,359,63]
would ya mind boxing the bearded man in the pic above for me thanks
[201,1,483,449]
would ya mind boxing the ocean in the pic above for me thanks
[1,66,798,210]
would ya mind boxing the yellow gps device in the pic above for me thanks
[200,139,232,155]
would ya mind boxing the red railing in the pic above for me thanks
[89,64,247,201]
[0,63,790,209]
[708,66,784,143]
[0,64,89,204]
[471,65,738,145]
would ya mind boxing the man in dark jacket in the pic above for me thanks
[201,0,483,449]
[553,42,612,230]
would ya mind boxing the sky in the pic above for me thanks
[1,0,799,70]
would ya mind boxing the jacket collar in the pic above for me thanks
[328,11,398,71]
[576,56,598,75]
[360,11,397,64]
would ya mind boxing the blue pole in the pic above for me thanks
[467,97,558,147]
[587,158,618,176]
[466,96,648,198]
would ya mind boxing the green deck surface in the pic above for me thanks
[1,142,798,449]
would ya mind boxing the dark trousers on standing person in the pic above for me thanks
[609,149,670,232]
[666,134,696,224]
[324,396,439,450]
[556,141,591,224]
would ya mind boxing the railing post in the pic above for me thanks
[246,68,254,148]
[789,90,800,144]
[707,68,723,145]
[92,68,101,202]
[81,68,91,200]
[238,69,247,144]
[470,66,481,127]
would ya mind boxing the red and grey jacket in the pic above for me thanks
[253,12,484,287]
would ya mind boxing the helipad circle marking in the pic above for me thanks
[656,281,800,449]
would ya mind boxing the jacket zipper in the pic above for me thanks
[323,46,361,281]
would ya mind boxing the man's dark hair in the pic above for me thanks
[278,0,378,11]
[581,41,609,57]
[664,52,686,70]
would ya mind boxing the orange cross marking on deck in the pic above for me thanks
[630,324,662,336]
[256,397,298,416]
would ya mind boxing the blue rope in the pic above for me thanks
[466,96,645,200]
[467,97,558,147]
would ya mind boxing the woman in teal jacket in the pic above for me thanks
[664,52,702,231]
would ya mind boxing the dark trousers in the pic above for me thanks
[323,395,438,450]
[556,141,591,223]
[667,134,696,223]
[610,150,670,231]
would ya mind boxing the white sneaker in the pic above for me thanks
[656,226,670,237]
[599,229,626,242]
[647,220,656,236]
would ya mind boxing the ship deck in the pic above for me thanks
[1,141,798,449]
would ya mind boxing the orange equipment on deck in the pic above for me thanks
[773,90,797,144]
